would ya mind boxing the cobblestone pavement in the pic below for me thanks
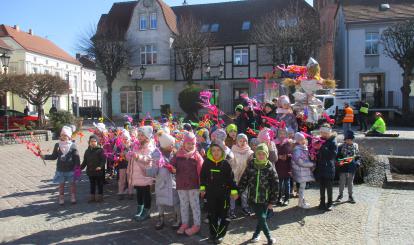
[0,132,413,245]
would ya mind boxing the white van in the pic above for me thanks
[315,89,361,117]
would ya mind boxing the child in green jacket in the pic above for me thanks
[238,143,278,245]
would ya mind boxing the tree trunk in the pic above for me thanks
[401,71,412,115]
[37,104,44,127]
[106,78,114,120]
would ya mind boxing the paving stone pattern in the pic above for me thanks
[0,132,413,245]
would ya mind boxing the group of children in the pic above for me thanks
[41,119,361,244]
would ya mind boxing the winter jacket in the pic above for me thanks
[115,145,128,169]
[126,141,161,187]
[266,141,278,165]
[275,142,292,178]
[291,144,315,183]
[235,110,255,134]
[276,113,298,132]
[370,117,386,134]
[337,143,360,173]
[45,142,80,172]
[230,145,254,184]
[200,149,238,197]
[238,159,278,205]
[155,150,179,207]
[80,147,106,176]
[315,136,338,179]
[171,149,204,190]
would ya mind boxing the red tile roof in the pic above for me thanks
[0,24,80,65]
[343,0,414,23]
[0,39,11,51]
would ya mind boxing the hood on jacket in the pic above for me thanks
[254,143,269,166]
[207,144,225,164]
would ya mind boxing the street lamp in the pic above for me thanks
[129,65,146,121]
[204,61,224,107]
[1,52,11,132]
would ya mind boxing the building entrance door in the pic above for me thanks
[360,74,385,108]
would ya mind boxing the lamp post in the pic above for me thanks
[204,61,224,108]
[1,52,11,132]
[129,65,146,121]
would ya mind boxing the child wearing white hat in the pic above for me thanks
[41,126,80,205]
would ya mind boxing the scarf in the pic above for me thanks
[59,140,72,157]
[176,147,196,159]
[276,108,293,114]
[232,143,251,155]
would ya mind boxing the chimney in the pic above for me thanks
[28,29,34,35]
[76,53,81,60]
[13,25,20,31]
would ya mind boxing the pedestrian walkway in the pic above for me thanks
[0,134,413,244]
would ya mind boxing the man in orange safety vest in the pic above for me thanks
[342,103,354,135]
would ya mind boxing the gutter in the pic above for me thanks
[346,26,349,89]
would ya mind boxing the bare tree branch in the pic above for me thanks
[78,24,129,119]
[6,74,69,125]
[173,15,211,84]
[381,18,414,114]
[251,1,320,66]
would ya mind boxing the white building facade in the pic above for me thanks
[334,1,414,110]
[0,24,95,114]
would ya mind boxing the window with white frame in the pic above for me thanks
[32,67,38,74]
[120,86,142,113]
[44,69,49,74]
[140,14,148,30]
[234,48,249,65]
[140,45,157,65]
[150,13,157,29]
[365,32,379,55]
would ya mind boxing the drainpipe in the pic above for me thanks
[346,26,349,89]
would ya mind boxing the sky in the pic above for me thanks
[1,0,313,56]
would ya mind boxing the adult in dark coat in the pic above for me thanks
[235,100,255,135]
[314,124,338,211]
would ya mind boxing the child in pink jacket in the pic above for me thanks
[127,126,160,222]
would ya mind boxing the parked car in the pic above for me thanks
[0,109,38,131]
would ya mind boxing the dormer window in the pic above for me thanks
[201,24,209,33]
[150,13,157,29]
[140,15,148,30]
[210,23,219,32]
[242,21,251,31]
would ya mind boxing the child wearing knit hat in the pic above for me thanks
[225,124,238,148]
[336,130,360,204]
[238,143,278,244]
[275,127,293,206]
[200,143,238,243]
[291,132,315,209]
[80,135,106,203]
[196,128,211,157]
[154,132,181,230]
[229,133,254,218]
[171,132,204,236]
[127,126,161,222]
[41,126,80,205]
[211,128,234,160]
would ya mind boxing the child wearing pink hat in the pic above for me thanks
[171,132,204,236]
